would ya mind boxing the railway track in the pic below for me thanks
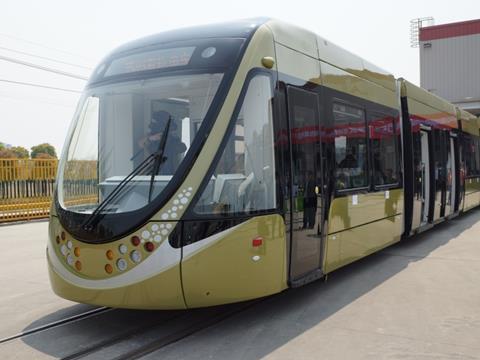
[0,298,266,359]
[0,307,111,344]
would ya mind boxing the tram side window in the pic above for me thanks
[333,102,368,190]
[369,113,399,186]
[193,74,276,214]
[465,134,480,176]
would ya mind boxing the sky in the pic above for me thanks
[0,0,479,154]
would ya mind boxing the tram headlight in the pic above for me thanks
[118,244,128,255]
[130,250,142,263]
[105,264,113,274]
[116,258,128,271]
[131,236,141,246]
[106,250,114,260]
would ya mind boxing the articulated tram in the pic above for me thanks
[48,18,480,309]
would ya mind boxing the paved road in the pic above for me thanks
[1,209,480,359]
[0,221,95,340]
[149,209,480,360]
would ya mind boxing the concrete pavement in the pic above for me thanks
[1,209,480,359]
[148,209,480,359]
[0,221,95,340]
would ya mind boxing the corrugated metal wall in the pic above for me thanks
[420,33,480,104]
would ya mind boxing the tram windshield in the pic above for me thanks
[57,72,224,214]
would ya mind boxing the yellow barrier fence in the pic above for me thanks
[0,159,58,222]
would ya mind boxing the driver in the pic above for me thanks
[139,110,187,174]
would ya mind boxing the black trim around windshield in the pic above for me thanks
[55,35,257,244]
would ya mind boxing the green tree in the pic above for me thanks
[10,146,29,158]
[0,148,17,158]
[34,152,56,159]
[31,143,57,159]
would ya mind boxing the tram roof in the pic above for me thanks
[98,18,398,92]
[108,18,269,56]
[265,19,397,92]
[458,108,479,135]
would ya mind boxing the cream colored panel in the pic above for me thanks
[325,215,402,273]
[267,20,318,59]
[316,36,395,92]
[316,36,363,74]
[407,98,457,128]
[360,59,396,92]
[182,215,287,308]
[321,62,397,108]
[275,43,320,85]
[328,189,404,235]
[404,79,457,120]
[459,108,479,136]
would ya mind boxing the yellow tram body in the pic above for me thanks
[48,19,480,309]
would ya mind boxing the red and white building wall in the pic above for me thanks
[420,19,480,116]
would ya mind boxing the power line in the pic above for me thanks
[0,45,92,70]
[0,54,88,80]
[0,91,76,108]
[0,32,96,63]
[0,79,82,93]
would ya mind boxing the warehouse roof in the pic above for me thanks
[420,19,480,41]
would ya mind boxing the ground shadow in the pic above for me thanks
[17,208,480,359]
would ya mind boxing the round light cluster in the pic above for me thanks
[102,222,167,274]
[160,187,193,220]
[140,222,173,245]
[57,215,181,276]
[56,230,82,272]
[102,220,179,274]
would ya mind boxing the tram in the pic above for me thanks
[48,18,480,309]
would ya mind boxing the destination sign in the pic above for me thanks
[104,47,196,76]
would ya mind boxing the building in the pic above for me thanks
[419,19,480,115]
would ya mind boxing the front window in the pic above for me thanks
[58,72,223,214]
[193,74,276,215]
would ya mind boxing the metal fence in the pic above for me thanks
[0,158,58,222]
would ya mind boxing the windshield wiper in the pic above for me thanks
[148,115,172,202]
[82,152,156,231]
[82,117,172,231]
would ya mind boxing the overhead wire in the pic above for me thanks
[0,91,77,108]
[0,79,82,93]
[0,54,88,80]
[0,32,96,63]
[0,45,92,70]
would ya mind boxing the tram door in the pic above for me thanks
[286,86,324,281]
[420,129,431,225]
[446,134,457,215]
